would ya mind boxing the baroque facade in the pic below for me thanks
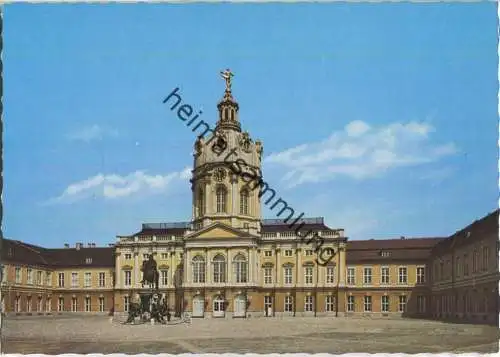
[1,72,498,325]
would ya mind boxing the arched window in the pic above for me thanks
[212,254,226,283]
[192,255,206,283]
[216,186,227,213]
[233,254,247,283]
[224,108,229,121]
[230,109,235,121]
[240,189,249,215]
[197,187,205,216]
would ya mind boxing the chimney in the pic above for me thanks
[108,243,115,247]
[76,242,83,250]
[91,243,96,248]
[87,243,92,248]
[400,236,406,240]
[64,243,70,249]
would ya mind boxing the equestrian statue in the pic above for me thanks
[141,254,160,290]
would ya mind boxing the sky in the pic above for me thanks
[4,3,498,248]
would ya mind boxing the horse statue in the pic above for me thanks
[141,254,159,290]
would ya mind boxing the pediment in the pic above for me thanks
[185,222,257,240]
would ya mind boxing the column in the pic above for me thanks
[186,250,191,284]
[276,247,281,286]
[134,252,140,287]
[231,175,238,219]
[248,248,252,285]
[206,249,212,285]
[339,247,346,285]
[115,253,121,288]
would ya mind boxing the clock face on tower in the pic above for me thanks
[214,168,226,182]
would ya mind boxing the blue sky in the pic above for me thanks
[4,3,497,248]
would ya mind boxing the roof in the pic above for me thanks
[125,217,338,237]
[432,209,499,255]
[346,237,445,263]
[1,238,114,268]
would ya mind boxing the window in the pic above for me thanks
[305,250,313,256]
[197,187,205,216]
[213,255,226,283]
[98,272,105,287]
[381,295,389,312]
[284,265,293,284]
[45,272,52,286]
[347,296,355,312]
[439,261,444,280]
[284,250,293,257]
[36,271,43,285]
[26,297,32,312]
[325,295,335,312]
[380,251,391,257]
[284,296,293,312]
[143,254,149,260]
[347,267,355,285]
[99,297,105,312]
[233,254,247,283]
[304,296,313,312]
[398,295,407,313]
[304,266,313,285]
[161,253,169,259]
[158,269,167,286]
[398,267,407,284]
[417,296,426,313]
[85,297,91,312]
[71,297,78,312]
[27,268,33,284]
[240,189,249,215]
[264,267,273,284]
[363,267,372,285]
[456,257,461,277]
[15,296,21,312]
[84,272,92,288]
[124,296,130,313]
[482,246,489,271]
[264,251,272,257]
[58,297,64,312]
[192,256,206,283]
[124,270,132,286]
[381,266,389,284]
[463,254,469,276]
[46,298,51,312]
[326,265,335,284]
[416,267,425,284]
[364,296,372,312]
[124,253,132,260]
[216,186,227,213]
[15,267,21,284]
[85,257,92,264]
[58,273,65,287]
[71,272,79,288]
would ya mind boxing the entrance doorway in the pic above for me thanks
[264,296,273,317]
[234,294,246,317]
[213,296,225,318]
[192,295,204,317]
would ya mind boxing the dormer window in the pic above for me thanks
[85,257,92,264]
[380,251,391,257]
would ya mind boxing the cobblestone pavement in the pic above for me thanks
[2,315,499,354]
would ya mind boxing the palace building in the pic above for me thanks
[1,72,498,325]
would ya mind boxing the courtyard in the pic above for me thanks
[2,315,499,354]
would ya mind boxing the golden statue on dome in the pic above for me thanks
[220,68,234,92]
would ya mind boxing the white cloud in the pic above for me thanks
[67,124,119,143]
[46,167,191,204]
[264,120,457,188]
